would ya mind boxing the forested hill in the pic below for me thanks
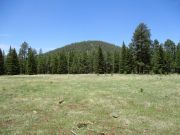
[46,41,120,55]
[1,23,180,75]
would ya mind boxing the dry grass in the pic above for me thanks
[0,74,180,135]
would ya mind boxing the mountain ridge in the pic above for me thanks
[46,40,120,55]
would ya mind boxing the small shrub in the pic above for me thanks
[140,88,144,93]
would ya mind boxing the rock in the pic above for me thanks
[77,123,88,128]
[59,99,64,104]
[33,110,37,114]
[111,113,119,118]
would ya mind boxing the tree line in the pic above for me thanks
[0,23,180,75]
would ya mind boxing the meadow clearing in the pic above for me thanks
[0,74,180,135]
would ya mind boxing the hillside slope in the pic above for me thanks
[46,41,120,54]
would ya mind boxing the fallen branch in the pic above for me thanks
[71,130,78,135]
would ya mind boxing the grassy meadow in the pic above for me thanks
[0,74,180,135]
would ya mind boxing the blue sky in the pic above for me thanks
[0,0,180,52]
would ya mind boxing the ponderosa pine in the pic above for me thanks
[97,46,105,74]
[132,23,151,73]
[0,48,4,75]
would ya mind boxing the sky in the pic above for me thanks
[0,0,180,53]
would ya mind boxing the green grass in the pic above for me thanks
[0,74,180,135]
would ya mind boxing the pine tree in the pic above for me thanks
[71,54,80,74]
[151,40,160,73]
[45,55,51,74]
[2,51,6,74]
[106,52,113,74]
[125,46,134,74]
[6,47,20,75]
[19,42,28,74]
[158,44,166,74]
[113,51,120,73]
[96,46,105,74]
[0,48,4,75]
[164,39,176,73]
[27,47,37,75]
[87,51,94,73]
[132,23,151,73]
[37,49,45,74]
[51,55,58,74]
[175,43,180,73]
[119,42,127,73]
[6,46,13,75]
[152,40,165,74]
[127,43,136,73]
[79,52,89,74]
[11,48,20,75]
[58,52,68,74]
[67,51,74,74]
[92,50,97,73]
